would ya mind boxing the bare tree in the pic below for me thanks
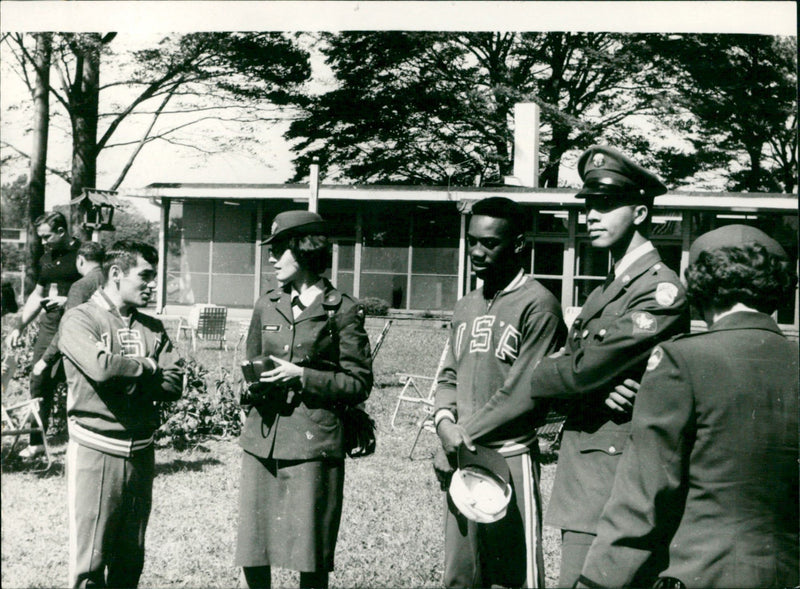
[24,33,51,293]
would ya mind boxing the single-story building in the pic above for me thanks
[140,183,798,334]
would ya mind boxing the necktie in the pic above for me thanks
[603,268,616,289]
[291,296,306,318]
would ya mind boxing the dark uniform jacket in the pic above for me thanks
[35,238,82,341]
[581,311,799,588]
[239,280,373,461]
[462,247,690,533]
[41,266,105,367]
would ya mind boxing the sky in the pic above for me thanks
[0,1,796,220]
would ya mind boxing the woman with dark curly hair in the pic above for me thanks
[235,211,373,589]
[578,225,799,589]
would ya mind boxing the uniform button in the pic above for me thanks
[598,328,607,337]
[654,263,662,270]
[622,275,630,284]
[582,329,589,338]
[609,446,617,454]
[297,343,302,347]
[288,325,293,331]
[283,345,289,351]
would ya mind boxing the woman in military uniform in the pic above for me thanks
[236,211,373,589]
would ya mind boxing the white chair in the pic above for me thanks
[176,304,228,351]
[391,337,449,430]
[2,398,53,471]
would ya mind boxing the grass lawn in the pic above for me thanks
[2,318,561,588]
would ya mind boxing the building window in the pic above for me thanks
[166,200,256,307]
[410,206,459,311]
[529,209,568,302]
[166,200,211,305]
[361,206,410,308]
[210,201,256,307]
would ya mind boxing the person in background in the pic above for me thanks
[58,240,184,589]
[1,281,19,316]
[578,225,798,588]
[4,211,81,459]
[443,146,691,586]
[34,241,106,379]
[433,196,567,588]
[236,211,373,589]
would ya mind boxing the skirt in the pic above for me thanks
[235,450,345,572]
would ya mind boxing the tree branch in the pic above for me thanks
[0,140,71,183]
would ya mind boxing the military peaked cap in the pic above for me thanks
[576,145,668,200]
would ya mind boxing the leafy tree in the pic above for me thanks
[1,243,24,272]
[286,32,670,187]
[2,32,311,204]
[0,174,28,228]
[644,34,797,192]
[1,175,30,281]
[101,205,158,247]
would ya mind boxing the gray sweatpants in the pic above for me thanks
[66,441,154,588]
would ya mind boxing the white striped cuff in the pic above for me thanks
[68,420,154,458]
[483,431,539,457]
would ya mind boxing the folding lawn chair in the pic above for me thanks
[391,336,449,430]
[392,338,451,459]
[1,398,53,472]
[176,304,228,351]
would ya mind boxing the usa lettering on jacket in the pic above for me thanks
[454,315,521,362]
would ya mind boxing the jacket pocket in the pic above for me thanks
[578,430,629,456]
[301,404,339,429]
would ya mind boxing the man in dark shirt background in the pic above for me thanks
[35,241,106,380]
[4,211,81,459]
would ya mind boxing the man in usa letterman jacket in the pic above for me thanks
[433,196,567,588]
[58,240,184,589]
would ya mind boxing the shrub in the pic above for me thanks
[157,358,243,450]
[359,297,390,316]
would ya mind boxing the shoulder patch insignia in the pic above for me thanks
[655,282,679,307]
[632,311,657,334]
[646,347,663,371]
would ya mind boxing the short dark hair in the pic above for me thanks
[287,234,331,275]
[685,243,797,315]
[78,241,105,264]
[34,211,68,233]
[470,197,526,237]
[103,240,158,280]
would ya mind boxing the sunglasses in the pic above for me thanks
[268,239,291,258]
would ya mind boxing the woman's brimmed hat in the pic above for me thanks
[262,210,329,244]
[689,224,786,264]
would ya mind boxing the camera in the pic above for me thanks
[239,357,274,405]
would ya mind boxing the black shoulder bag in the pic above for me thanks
[323,306,376,458]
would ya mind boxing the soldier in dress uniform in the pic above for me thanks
[444,145,691,586]
[578,225,799,588]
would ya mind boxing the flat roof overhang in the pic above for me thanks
[135,183,799,214]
